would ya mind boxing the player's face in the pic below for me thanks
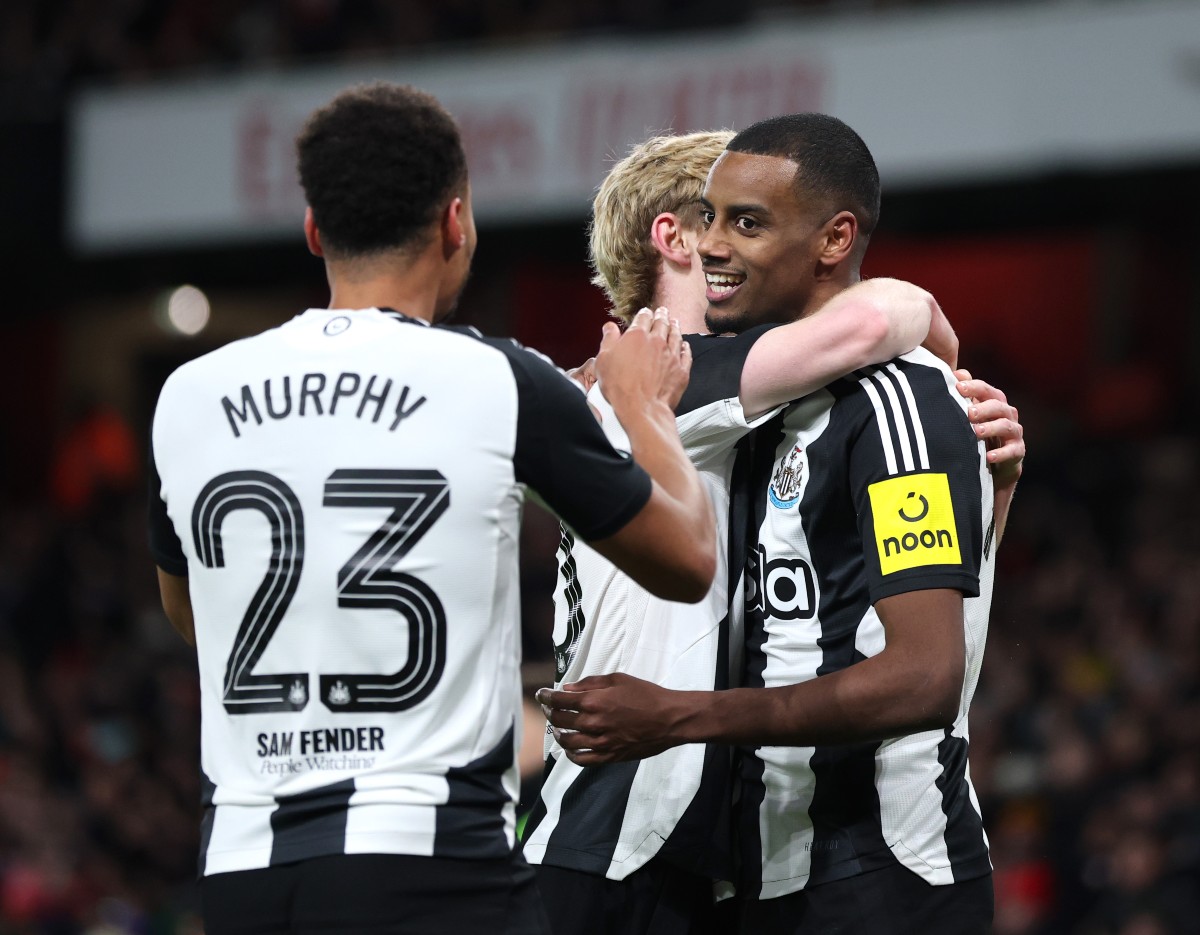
[698,151,829,335]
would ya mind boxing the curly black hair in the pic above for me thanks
[296,82,468,257]
[728,113,880,238]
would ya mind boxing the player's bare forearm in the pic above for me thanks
[590,310,716,602]
[157,568,196,646]
[538,589,965,764]
[739,278,939,418]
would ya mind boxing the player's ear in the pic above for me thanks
[650,212,692,268]
[304,207,324,257]
[816,210,858,275]
[442,196,467,260]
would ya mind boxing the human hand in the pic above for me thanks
[535,672,684,765]
[923,298,959,371]
[594,307,691,414]
[567,357,597,394]
[955,369,1024,489]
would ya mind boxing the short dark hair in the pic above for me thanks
[727,114,880,237]
[296,82,468,257]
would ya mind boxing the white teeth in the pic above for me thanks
[706,272,742,294]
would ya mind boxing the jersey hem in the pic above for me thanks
[752,848,993,900]
[522,832,669,882]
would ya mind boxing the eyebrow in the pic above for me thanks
[699,196,772,217]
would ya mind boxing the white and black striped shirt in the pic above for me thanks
[523,327,776,883]
[738,348,995,899]
[148,308,652,876]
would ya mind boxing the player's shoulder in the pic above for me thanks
[838,348,957,399]
[442,326,560,372]
[157,322,285,400]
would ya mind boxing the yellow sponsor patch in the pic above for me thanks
[868,473,961,575]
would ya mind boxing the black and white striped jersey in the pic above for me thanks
[148,308,652,876]
[523,327,775,883]
[737,347,995,899]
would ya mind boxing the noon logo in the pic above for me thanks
[868,473,961,574]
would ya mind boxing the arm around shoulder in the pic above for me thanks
[739,278,942,418]
[588,314,715,602]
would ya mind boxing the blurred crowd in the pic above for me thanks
[0,0,1078,118]
[974,426,1200,935]
[0,392,1196,934]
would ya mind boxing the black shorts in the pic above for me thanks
[201,851,550,935]
[738,866,993,935]
[534,858,737,935]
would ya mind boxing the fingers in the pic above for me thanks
[971,414,1022,443]
[568,357,598,392]
[968,398,1017,425]
[666,316,682,361]
[647,307,671,340]
[678,334,692,374]
[598,321,621,355]
[956,378,1007,405]
[985,440,1026,465]
[953,369,973,382]
[535,687,586,710]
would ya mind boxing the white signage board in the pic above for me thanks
[69,0,1200,251]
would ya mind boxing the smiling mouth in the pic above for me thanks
[705,271,745,300]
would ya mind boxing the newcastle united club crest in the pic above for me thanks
[769,444,804,509]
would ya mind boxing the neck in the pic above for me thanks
[652,261,710,336]
[801,269,862,319]
[324,248,445,324]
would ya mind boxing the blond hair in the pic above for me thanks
[588,130,734,324]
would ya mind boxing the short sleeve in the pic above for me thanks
[848,359,985,603]
[676,325,782,467]
[147,442,188,576]
[492,340,652,542]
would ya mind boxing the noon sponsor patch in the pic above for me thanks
[868,473,961,574]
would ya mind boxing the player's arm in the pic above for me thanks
[512,310,715,604]
[956,369,1024,545]
[148,444,197,646]
[540,361,985,762]
[537,589,964,762]
[587,312,716,600]
[739,278,953,419]
[157,569,195,646]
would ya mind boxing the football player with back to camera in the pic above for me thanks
[540,114,1017,935]
[530,125,1022,934]
[147,82,720,935]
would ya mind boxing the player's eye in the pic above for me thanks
[700,209,714,228]
[735,216,759,232]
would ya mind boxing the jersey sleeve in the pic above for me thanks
[848,359,985,603]
[676,325,782,467]
[147,441,188,576]
[491,339,652,542]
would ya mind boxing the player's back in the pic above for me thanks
[151,308,536,874]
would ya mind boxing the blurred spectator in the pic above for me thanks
[49,405,139,518]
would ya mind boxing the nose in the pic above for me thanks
[697,225,729,264]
